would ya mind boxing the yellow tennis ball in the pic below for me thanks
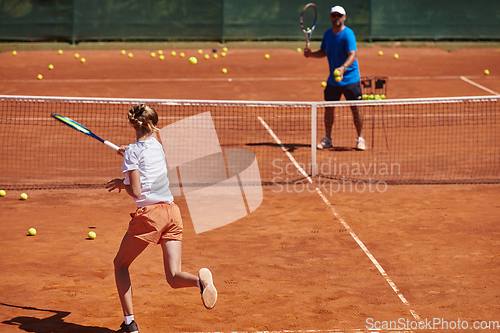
[333,69,341,76]
[88,231,96,239]
[0,190,6,197]
[37,74,43,80]
[28,228,36,236]
[74,53,79,58]
[381,94,386,99]
[80,57,86,63]
[158,50,163,55]
[151,52,156,58]
[204,54,209,59]
[378,50,383,56]
[297,48,302,52]
[20,193,28,200]
[128,53,133,58]
[362,94,368,100]
[335,76,342,82]
[321,81,327,87]
[159,55,165,60]
[171,51,176,56]
[484,69,490,75]
[58,50,63,55]
[222,68,227,74]
[222,47,228,52]
[213,54,218,59]
[180,52,185,58]
[264,54,270,59]
[198,49,203,54]
[12,50,17,56]
[374,94,381,100]
[48,64,54,70]
[221,52,226,57]
[189,57,197,65]
[394,53,399,59]
[368,94,374,100]
[120,50,126,55]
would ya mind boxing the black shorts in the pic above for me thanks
[324,82,362,101]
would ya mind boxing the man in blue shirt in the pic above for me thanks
[304,5,365,150]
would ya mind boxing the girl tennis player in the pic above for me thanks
[106,104,217,333]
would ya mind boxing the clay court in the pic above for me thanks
[1,44,500,332]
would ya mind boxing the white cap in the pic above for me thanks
[330,5,346,15]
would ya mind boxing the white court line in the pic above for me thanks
[460,76,500,95]
[258,116,421,321]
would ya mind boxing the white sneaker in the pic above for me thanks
[317,136,332,149]
[356,137,366,151]
[198,268,217,309]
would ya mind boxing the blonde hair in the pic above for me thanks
[127,104,159,133]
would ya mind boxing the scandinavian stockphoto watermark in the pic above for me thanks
[157,111,263,234]
[366,317,500,330]
[271,158,401,194]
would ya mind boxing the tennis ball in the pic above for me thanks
[48,64,54,70]
[0,190,6,197]
[20,193,28,200]
[180,52,185,58]
[484,69,490,75]
[198,49,203,54]
[222,47,228,52]
[74,53,79,58]
[378,50,383,56]
[297,48,302,52]
[28,228,36,236]
[381,94,386,99]
[204,54,209,59]
[58,50,63,55]
[120,50,126,55]
[213,54,218,59]
[128,53,133,58]
[333,69,341,77]
[189,57,198,65]
[394,53,399,59]
[368,94,374,100]
[159,55,165,60]
[222,68,227,74]
[321,81,327,87]
[374,94,381,100]
[158,50,163,55]
[362,94,368,100]
[88,231,96,239]
[37,74,43,80]
[335,76,342,82]
[171,51,176,56]
[221,52,226,57]
[264,54,270,59]
[80,57,86,63]
[12,50,17,56]
[151,52,156,58]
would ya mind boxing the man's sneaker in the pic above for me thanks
[356,137,366,151]
[317,136,332,149]
[117,321,139,333]
[198,268,217,309]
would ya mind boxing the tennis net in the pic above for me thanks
[0,95,498,190]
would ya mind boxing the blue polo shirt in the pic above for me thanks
[320,27,360,86]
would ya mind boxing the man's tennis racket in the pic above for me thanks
[300,3,317,49]
[51,113,119,151]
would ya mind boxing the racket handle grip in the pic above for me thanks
[104,140,119,151]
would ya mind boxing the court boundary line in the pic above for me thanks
[258,115,421,321]
[460,76,500,95]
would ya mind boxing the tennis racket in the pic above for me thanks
[300,3,317,49]
[51,113,119,150]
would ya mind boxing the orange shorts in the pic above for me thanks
[128,202,183,244]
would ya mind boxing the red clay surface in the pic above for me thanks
[1,46,500,332]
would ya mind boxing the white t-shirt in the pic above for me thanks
[122,137,174,207]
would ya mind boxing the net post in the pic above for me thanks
[311,102,318,178]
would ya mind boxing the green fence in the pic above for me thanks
[0,0,499,43]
